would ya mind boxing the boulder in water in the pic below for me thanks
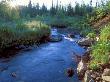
[67,34,75,38]
[49,34,62,42]
[78,38,93,47]
[67,68,74,77]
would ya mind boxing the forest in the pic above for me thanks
[0,0,110,82]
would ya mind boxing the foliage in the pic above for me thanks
[88,1,110,23]
[87,32,96,39]
[17,0,93,18]
[88,1,110,70]
[66,16,94,36]
[89,25,110,70]
[100,25,110,42]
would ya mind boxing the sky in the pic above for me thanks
[1,0,105,8]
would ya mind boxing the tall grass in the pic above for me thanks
[0,20,50,49]
[89,25,110,70]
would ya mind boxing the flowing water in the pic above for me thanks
[0,28,85,82]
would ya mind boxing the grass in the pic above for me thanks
[0,15,94,50]
[0,20,50,49]
[89,25,110,70]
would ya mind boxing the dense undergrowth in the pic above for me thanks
[89,25,110,70]
[0,20,50,50]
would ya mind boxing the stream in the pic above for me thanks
[0,28,85,82]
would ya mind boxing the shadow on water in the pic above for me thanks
[0,28,85,82]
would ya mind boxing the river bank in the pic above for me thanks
[76,26,110,82]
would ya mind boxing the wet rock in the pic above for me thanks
[49,35,62,42]
[11,72,17,78]
[78,38,93,47]
[67,68,74,77]
[67,34,75,38]
[77,59,87,79]
[82,48,92,63]
[85,47,92,55]
[102,68,110,82]
[84,70,94,82]
[18,45,26,49]
[74,55,81,63]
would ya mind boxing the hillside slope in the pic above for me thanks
[92,14,110,29]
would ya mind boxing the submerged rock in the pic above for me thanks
[67,34,75,38]
[11,72,17,78]
[78,38,93,47]
[67,68,74,77]
[49,35,63,42]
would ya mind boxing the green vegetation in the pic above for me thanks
[0,21,50,49]
[87,32,96,39]
[89,26,110,70]
[0,1,20,21]
[88,1,110,24]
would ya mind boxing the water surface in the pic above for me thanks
[0,28,85,82]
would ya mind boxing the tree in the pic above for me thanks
[41,3,47,15]
[67,3,74,16]
[75,2,80,15]
[50,0,57,16]
[36,3,40,15]
[27,0,33,17]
